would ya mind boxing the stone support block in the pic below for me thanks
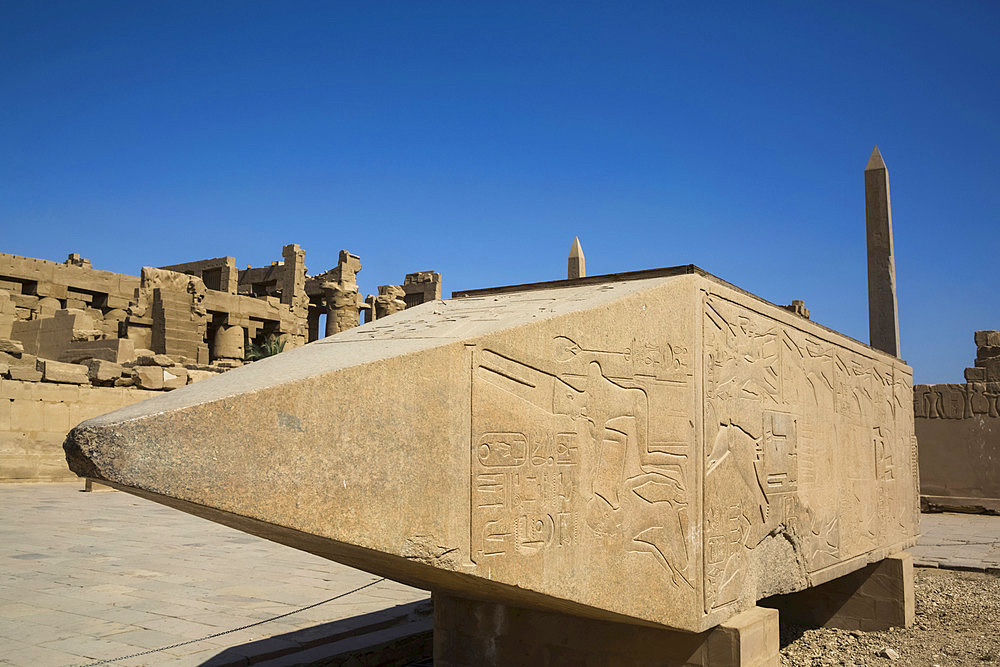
[0,339,23,355]
[37,359,89,384]
[433,593,779,667]
[84,478,118,492]
[762,553,914,631]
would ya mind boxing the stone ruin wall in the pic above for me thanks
[0,246,441,482]
[914,330,1000,513]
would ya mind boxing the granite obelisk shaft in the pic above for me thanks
[568,236,585,279]
[865,146,900,357]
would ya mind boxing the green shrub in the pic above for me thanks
[246,335,286,361]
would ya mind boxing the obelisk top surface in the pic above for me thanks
[865,145,887,171]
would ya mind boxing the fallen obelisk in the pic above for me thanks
[65,261,918,664]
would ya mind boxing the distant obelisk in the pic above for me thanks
[568,236,585,279]
[865,146,900,357]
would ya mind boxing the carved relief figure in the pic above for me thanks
[702,293,911,614]
[471,341,694,589]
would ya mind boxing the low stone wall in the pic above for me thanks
[914,331,1000,513]
[915,388,1000,513]
[0,380,159,482]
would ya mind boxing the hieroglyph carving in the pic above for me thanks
[914,383,1000,420]
[702,294,914,614]
[471,332,696,590]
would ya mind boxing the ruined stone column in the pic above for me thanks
[865,146,900,357]
[322,282,360,336]
[212,325,245,361]
[374,285,406,319]
[568,236,585,279]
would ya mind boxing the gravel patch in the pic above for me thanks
[780,567,1000,666]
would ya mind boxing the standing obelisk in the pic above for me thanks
[568,236,586,279]
[865,146,900,357]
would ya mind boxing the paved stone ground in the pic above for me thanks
[2,484,999,667]
[0,483,427,667]
[909,511,1000,571]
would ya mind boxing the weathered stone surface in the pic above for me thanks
[85,359,124,385]
[975,331,1000,348]
[64,267,918,633]
[61,338,135,364]
[11,309,99,360]
[0,338,24,355]
[8,365,42,382]
[133,366,164,390]
[965,366,986,382]
[134,353,174,367]
[162,367,188,390]
[186,369,219,384]
[374,285,407,319]
[37,359,89,384]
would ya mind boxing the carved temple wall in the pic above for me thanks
[914,330,1000,513]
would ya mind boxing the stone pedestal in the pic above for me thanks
[762,552,914,631]
[433,593,778,667]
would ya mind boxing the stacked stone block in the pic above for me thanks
[965,330,1000,383]
[151,287,205,361]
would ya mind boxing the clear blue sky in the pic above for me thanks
[1,2,997,383]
